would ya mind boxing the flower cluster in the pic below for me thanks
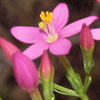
[1,2,100,100]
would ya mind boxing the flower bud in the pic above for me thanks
[80,23,94,74]
[13,52,39,92]
[80,23,94,50]
[40,50,53,79]
[0,37,21,62]
[39,50,54,100]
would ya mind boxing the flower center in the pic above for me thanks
[39,11,58,43]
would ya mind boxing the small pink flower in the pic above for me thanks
[13,52,39,91]
[80,23,94,49]
[11,3,98,60]
[0,37,21,62]
[40,50,53,79]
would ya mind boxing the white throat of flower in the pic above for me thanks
[39,11,58,43]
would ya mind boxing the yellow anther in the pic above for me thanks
[39,21,45,30]
[40,11,53,24]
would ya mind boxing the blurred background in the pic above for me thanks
[0,0,100,100]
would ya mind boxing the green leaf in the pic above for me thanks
[54,83,79,97]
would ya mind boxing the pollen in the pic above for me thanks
[40,11,53,24]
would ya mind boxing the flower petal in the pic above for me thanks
[59,16,98,38]
[23,42,49,60]
[49,38,71,55]
[91,28,100,40]
[11,26,46,43]
[52,3,69,32]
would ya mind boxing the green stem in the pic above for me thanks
[57,55,83,92]
[54,83,79,97]
[29,88,43,100]
[80,94,89,100]
[57,55,90,100]
[57,55,76,77]
[80,74,91,100]
[83,74,92,93]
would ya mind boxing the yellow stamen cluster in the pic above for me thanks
[40,11,53,24]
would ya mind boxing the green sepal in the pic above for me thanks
[40,67,54,100]
[81,46,94,74]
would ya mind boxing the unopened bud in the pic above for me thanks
[0,37,21,62]
[13,52,39,92]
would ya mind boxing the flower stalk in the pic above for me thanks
[58,55,83,93]
[82,74,92,93]
[80,94,89,100]
[58,55,91,100]
[29,88,43,100]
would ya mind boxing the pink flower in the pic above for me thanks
[13,52,39,91]
[80,23,94,49]
[11,3,98,60]
[0,37,21,62]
